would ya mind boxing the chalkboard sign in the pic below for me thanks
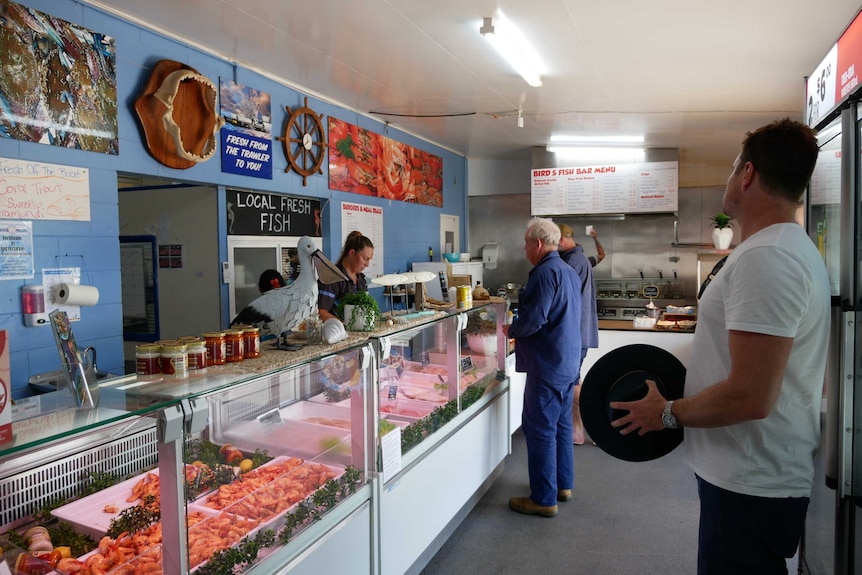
[226,189,320,236]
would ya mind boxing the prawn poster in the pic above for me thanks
[0,0,118,154]
[328,117,443,206]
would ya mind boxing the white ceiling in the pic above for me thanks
[88,0,860,186]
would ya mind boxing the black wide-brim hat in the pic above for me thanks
[580,344,686,462]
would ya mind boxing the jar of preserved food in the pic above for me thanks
[242,327,261,358]
[225,329,245,363]
[14,551,55,574]
[186,339,208,375]
[203,331,226,365]
[160,342,188,380]
[135,343,162,380]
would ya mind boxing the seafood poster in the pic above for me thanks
[328,117,443,206]
[219,79,273,179]
[0,0,118,153]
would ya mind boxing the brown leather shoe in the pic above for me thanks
[557,489,572,502]
[508,496,558,517]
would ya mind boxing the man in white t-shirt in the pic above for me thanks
[609,118,830,574]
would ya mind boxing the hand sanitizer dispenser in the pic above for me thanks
[482,243,499,270]
[22,285,48,327]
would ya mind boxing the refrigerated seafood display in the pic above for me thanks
[0,301,508,575]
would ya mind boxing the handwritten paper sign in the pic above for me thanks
[0,157,90,221]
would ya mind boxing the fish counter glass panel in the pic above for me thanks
[377,303,506,455]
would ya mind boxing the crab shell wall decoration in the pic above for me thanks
[134,60,225,169]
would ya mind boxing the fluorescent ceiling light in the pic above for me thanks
[549,134,645,145]
[546,146,646,162]
[480,13,543,88]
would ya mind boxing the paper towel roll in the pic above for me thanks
[54,283,100,306]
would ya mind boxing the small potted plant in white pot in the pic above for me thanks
[464,312,498,355]
[335,291,381,332]
[710,213,734,250]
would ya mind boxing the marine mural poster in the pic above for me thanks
[328,117,443,206]
[0,0,118,154]
[219,79,273,179]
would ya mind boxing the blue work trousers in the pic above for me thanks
[522,374,576,507]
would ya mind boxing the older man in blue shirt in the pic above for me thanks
[503,217,582,517]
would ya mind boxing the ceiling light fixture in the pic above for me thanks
[517,109,524,128]
[546,146,646,162]
[480,13,543,88]
[549,135,645,145]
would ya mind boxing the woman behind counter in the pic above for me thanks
[318,231,374,322]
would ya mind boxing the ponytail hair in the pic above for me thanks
[337,231,374,266]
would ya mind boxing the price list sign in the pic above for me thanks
[530,161,678,216]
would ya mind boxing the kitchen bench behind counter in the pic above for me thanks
[581,321,694,380]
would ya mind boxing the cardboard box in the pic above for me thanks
[0,330,10,445]
[447,274,472,288]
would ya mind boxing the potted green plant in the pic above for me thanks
[335,291,381,332]
[709,213,734,249]
[463,312,498,355]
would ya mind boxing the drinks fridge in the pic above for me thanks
[803,8,862,573]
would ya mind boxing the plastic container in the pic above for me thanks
[135,343,162,380]
[203,331,226,365]
[225,329,245,363]
[160,342,188,380]
[242,327,261,359]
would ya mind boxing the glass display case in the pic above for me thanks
[0,303,509,575]
[0,341,375,575]
[376,303,506,459]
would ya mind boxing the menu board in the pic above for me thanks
[531,161,678,215]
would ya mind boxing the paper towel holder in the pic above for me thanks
[482,243,499,269]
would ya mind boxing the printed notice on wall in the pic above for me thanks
[0,220,34,280]
[810,149,841,205]
[0,157,90,221]
[530,161,678,216]
[340,201,384,280]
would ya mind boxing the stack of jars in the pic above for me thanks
[135,326,261,382]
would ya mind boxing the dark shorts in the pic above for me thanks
[696,475,809,575]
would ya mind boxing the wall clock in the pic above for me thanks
[278,97,326,186]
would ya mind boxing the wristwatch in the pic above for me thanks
[662,400,680,429]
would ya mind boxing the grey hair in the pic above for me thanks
[526,217,560,248]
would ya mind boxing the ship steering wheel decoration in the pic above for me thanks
[278,97,326,186]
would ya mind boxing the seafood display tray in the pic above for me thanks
[222,419,352,466]
[379,398,437,420]
[51,468,162,541]
[50,456,293,541]
[380,382,448,403]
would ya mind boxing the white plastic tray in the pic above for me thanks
[51,468,161,540]
[222,418,351,461]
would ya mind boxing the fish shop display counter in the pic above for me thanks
[0,302,509,575]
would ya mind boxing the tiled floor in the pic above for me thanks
[420,429,701,574]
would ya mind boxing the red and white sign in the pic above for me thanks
[806,10,862,126]
[0,330,10,445]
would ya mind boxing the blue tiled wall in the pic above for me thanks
[0,0,467,398]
